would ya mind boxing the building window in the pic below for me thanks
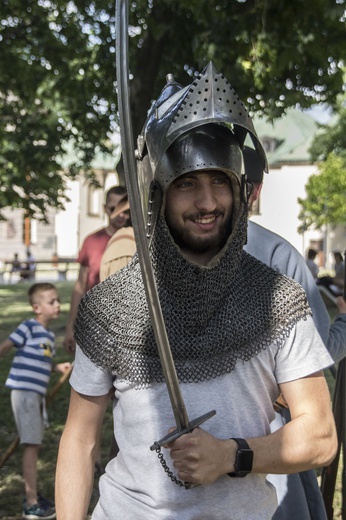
[6,219,16,239]
[22,217,38,245]
[23,217,31,245]
[261,137,279,154]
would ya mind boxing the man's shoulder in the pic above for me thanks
[78,228,110,259]
[87,255,140,297]
[247,221,295,249]
[84,227,109,242]
[246,221,303,264]
[102,227,136,258]
[244,251,304,288]
[76,257,143,342]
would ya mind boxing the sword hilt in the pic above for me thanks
[150,409,216,489]
[150,409,216,450]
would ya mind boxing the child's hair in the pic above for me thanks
[28,283,57,305]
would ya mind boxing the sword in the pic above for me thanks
[115,0,215,454]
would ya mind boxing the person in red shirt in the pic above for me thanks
[63,186,131,354]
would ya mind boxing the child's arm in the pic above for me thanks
[53,362,72,374]
[0,339,15,357]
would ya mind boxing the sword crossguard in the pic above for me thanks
[150,409,216,450]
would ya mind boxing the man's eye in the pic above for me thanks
[176,181,193,188]
[108,206,115,213]
[214,177,231,187]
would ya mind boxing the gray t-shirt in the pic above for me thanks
[71,315,332,520]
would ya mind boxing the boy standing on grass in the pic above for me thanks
[0,282,71,520]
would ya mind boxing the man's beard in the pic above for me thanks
[167,212,232,255]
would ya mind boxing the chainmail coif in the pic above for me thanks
[74,206,312,387]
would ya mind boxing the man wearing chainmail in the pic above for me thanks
[56,63,337,520]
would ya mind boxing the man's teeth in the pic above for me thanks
[195,216,215,224]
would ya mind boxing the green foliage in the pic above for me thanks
[1,0,346,219]
[298,153,346,232]
[310,100,346,162]
[127,0,346,134]
[302,88,346,233]
[0,0,117,220]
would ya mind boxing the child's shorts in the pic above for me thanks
[11,390,44,445]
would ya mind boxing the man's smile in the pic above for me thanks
[188,212,222,229]
[194,216,216,224]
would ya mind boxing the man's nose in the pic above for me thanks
[195,184,217,211]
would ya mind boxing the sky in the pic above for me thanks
[305,104,333,124]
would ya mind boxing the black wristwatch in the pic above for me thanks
[228,438,253,478]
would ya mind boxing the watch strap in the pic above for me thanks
[228,437,253,478]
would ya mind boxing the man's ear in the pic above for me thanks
[248,183,263,204]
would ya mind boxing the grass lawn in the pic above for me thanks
[0,281,113,519]
[0,282,343,518]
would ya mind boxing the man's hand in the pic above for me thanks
[63,266,89,354]
[165,427,233,485]
[54,362,72,374]
[336,295,346,315]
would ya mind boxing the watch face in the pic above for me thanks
[237,449,253,472]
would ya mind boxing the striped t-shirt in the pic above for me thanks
[5,319,55,396]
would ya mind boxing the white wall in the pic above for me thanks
[55,181,80,258]
[250,164,323,256]
[55,171,120,258]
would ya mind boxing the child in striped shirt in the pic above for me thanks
[0,282,71,519]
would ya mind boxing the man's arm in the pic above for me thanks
[0,338,14,357]
[167,372,337,485]
[55,388,112,520]
[63,265,89,353]
[250,372,336,473]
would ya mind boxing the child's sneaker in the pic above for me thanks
[22,502,56,519]
[37,493,55,510]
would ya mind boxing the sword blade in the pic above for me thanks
[115,0,189,432]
